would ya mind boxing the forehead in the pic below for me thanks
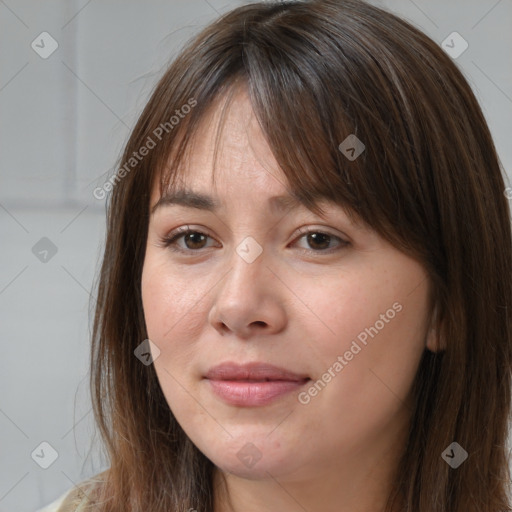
[152,87,285,198]
[148,86,371,232]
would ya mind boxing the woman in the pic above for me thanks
[41,0,512,511]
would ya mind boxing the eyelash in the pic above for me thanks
[159,226,349,255]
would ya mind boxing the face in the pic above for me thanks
[141,87,436,484]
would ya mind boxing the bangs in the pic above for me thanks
[155,77,367,230]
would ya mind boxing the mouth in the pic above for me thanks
[204,361,310,382]
[218,378,307,382]
[204,361,311,406]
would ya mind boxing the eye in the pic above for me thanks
[293,227,349,253]
[159,226,349,255]
[160,226,218,252]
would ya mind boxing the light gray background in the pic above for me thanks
[1,1,511,511]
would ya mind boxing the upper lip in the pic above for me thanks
[205,362,310,382]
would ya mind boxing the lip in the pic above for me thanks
[204,362,310,407]
[204,361,310,381]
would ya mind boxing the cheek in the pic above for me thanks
[141,264,171,340]
[141,261,207,365]
[141,265,205,415]
[288,269,399,363]
[308,269,429,422]
[142,258,188,332]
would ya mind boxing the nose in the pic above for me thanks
[208,245,287,339]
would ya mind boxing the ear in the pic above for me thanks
[425,304,445,353]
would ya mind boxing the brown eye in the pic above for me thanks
[293,228,349,253]
[161,227,217,252]
[304,232,331,250]
[180,231,208,250]
[160,226,349,256]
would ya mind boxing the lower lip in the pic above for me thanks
[206,378,310,406]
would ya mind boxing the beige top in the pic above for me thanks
[37,473,105,512]
[36,489,72,512]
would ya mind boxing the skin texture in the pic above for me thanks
[141,87,438,512]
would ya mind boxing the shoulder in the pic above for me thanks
[37,471,108,512]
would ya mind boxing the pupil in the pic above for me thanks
[186,233,205,249]
[308,233,330,250]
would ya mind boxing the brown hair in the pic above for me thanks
[87,1,512,511]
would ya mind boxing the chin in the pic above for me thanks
[203,437,295,481]
[213,455,284,481]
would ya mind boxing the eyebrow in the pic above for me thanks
[150,188,308,215]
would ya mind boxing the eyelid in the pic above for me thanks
[294,225,348,241]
